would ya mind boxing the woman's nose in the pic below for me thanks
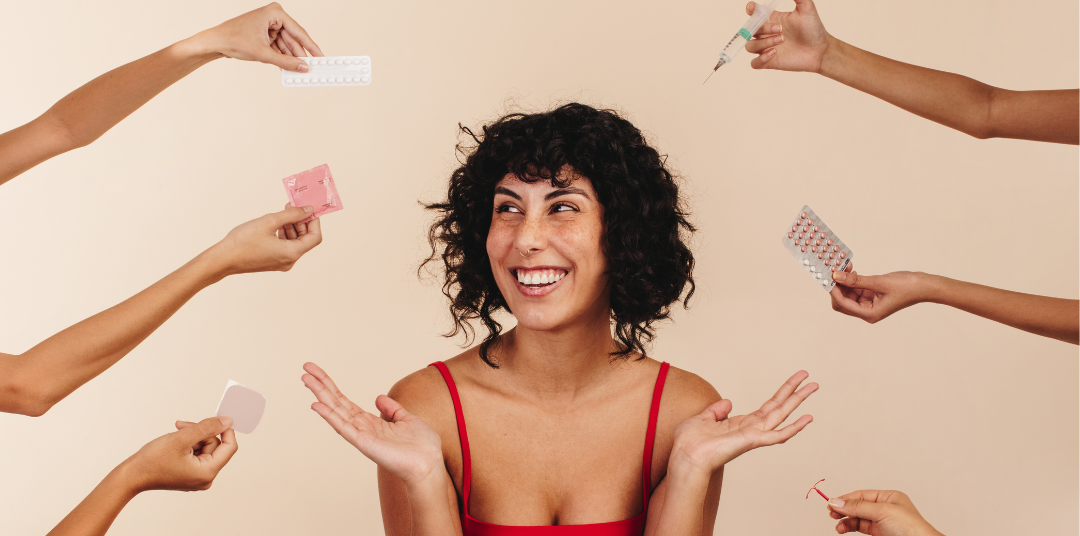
[514,214,547,256]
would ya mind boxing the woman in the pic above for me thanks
[303,104,817,535]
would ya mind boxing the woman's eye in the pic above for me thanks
[551,203,577,213]
[496,204,522,214]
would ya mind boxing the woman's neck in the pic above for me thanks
[492,311,629,401]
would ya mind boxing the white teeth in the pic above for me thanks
[516,269,566,285]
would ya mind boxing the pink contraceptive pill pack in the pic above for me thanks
[281,56,371,87]
[282,164,343,224]
[781,205,854,292]
[214,380,266,434]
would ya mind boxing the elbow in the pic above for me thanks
[966,87,1000,140]
[0,372,57,417]
[37,111,92,152]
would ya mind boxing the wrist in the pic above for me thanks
[665,448,715,491]
[915,272,948,305]
[403,462,450,503]
[190,244,235,284]
[817,34,846,78]
[172,31,226,64]
[109,460,147,498]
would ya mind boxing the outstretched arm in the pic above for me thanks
[48,416,238,536]
[830,269,1079,344]
[742,0,1079,144]
[0,206,323,417]
[0,2,323,186]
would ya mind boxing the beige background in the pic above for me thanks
[1,0,1077,534]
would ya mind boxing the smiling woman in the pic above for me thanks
[425,103,697,367]
[301,103,818,536]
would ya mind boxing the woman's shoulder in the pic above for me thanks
[385,350,479,437]
[659,362,722,414]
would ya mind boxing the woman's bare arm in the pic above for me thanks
[0,206,322,416]
[742,0,1078,144]
[0,2,322,187]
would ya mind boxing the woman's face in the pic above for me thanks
[487,170,609,332]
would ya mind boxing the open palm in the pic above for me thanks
[302,362,444,485]
[671,371,818,473]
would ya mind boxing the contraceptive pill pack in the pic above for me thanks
[781,205,853,292]
[282,56,371,87]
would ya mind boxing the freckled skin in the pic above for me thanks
[487,171,610,332]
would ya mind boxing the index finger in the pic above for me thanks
[209,428,239,469]
[282,14,324,57]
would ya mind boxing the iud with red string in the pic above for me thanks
[806,479,830,501]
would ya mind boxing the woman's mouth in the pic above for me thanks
[512,268,569,297]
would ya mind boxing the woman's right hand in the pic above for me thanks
[743,0,832,72]
[186,3,324,72]
[204,205,323,276]
[829,269,931,324]
[827,490,944,536]
[302,362,446,487]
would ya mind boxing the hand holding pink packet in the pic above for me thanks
[282,164,343,224]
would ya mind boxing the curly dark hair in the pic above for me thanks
[423,102,695,367]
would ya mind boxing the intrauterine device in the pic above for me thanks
[781,205,853,292]
[282,56,371,87]
[704,0,780,83]
[806,479,830,501]
[214,380,266,434]
[282,164,343,224]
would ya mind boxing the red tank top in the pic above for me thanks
[428,361,670,536]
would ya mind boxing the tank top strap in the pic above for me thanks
[641,362,670,513]
[429,362,472,511]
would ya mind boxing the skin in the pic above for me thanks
[0,2,324,187]
[830,267,1079,345]
[742,0,1079,145]
[826,490,945,536]
[48,416,239,536]
[0,205,323,416]
[304,170,818,535]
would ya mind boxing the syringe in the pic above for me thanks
[704,0,781,83]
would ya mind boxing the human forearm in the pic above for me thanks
[923,274,1079,344]
[4,247,229,416]
[819,37,997,139]
[644,464,712,536]
[404,471,461,536]
[47,465,138,536]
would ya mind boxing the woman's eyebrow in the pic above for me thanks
[545,187,590,200]
[493,186,521,200]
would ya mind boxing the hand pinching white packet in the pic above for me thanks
[781,205,854,292]
[282,56,372,87]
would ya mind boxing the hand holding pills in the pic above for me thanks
[828,269,928,324]
[826,489,944,536]
[184,2,324,72]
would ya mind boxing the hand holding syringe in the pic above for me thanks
[704,0,782,83]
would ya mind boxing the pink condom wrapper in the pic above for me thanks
[282,164,343,224]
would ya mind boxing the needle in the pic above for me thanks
[703,60,724,84]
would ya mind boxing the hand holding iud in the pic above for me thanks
[806,478,830,501]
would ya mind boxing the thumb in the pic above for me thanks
[175,416,232,447]
[829,495,891,523]
[268,205,314,228]
[701,399,733,422]
[261,50,310,73]
[374,395,411,422]
[831,270,883,291]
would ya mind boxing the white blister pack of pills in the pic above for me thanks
[781,205,854,292]
[282,56,372,87]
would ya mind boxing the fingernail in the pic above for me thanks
[829,499,845,508]
[297,63,309,73]
[218,416,233,428]
[774,24,782,33]
[832,271,846,281]
[303,205,313,214]
[777,35,785,44]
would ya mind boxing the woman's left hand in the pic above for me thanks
[188,3,324,72]
[669,371,818,476]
